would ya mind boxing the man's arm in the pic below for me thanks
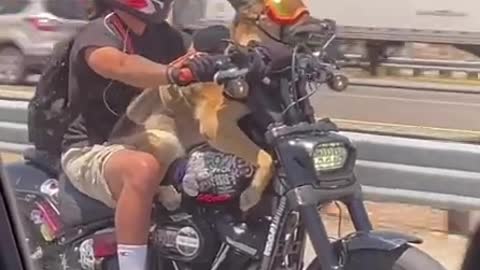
[85,46,171,89]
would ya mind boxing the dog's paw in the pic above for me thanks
[240,185,262,212]
[157,186,182,211]
[181,173,200,197]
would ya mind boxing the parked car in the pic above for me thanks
[0,0,88,85]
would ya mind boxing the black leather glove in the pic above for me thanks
[244,40,293,81]
[185,54,228,82]
[168,53,229,86]
[257,40,293,71]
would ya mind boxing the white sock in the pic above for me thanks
[117,244,148,270]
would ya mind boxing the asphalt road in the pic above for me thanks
[311,85,480,132]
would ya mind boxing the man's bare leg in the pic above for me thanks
[104,150,165,270]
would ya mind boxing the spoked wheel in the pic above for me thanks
[306,245,446,270]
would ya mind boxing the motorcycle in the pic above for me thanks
[3,21,446,270]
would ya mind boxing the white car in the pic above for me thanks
[0,0,87,84]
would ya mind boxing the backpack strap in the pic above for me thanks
[107,13,135,54]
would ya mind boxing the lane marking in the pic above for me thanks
[332,118,480,136]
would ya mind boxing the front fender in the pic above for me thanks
[335,230,423,252]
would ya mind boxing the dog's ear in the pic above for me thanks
[227,0,253,11]
[227,0,264,14]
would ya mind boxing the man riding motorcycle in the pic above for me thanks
[57,1,292,270]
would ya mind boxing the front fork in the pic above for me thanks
[299,200,371,270]
[289,184,372,270]
[300,205,338,270]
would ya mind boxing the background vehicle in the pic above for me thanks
[0,0,87,84]
[170,0,480,72]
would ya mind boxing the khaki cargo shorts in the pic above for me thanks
[61,144,131,208]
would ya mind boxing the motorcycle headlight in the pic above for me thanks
[312,142,348,172]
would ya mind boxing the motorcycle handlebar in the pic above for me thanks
[211,47,340,93]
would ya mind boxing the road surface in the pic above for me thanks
[312,85,480,132]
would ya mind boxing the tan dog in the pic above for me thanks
[111,0,288,211]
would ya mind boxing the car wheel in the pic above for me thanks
[0,46,26,85]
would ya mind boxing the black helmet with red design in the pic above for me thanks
[97,0,173,23]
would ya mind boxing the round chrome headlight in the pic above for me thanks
[312,142,348,172]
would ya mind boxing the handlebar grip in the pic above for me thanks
[178,68,194,84]
[168,67,195,86]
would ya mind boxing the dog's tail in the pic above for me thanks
[461,224,480,270]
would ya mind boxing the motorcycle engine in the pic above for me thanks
[150,145,270,268]
[152,212,219,265]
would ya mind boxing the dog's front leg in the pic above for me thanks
[198,101,274,211]
[239,150,273,212]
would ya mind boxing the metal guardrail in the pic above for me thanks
[1,99,480,211]
[344,54,480,68]
[0,100,29,152]
[348,132,480,211]
[341,54,480,78]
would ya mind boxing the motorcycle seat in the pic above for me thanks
[58,174,114,228]
[20,147,113,227]
[22,147,60,176]
[58,157,187,228]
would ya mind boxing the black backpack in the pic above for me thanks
[27,14,133,160]
[27,38,74,159]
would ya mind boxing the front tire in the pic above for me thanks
[306,245,446,270]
